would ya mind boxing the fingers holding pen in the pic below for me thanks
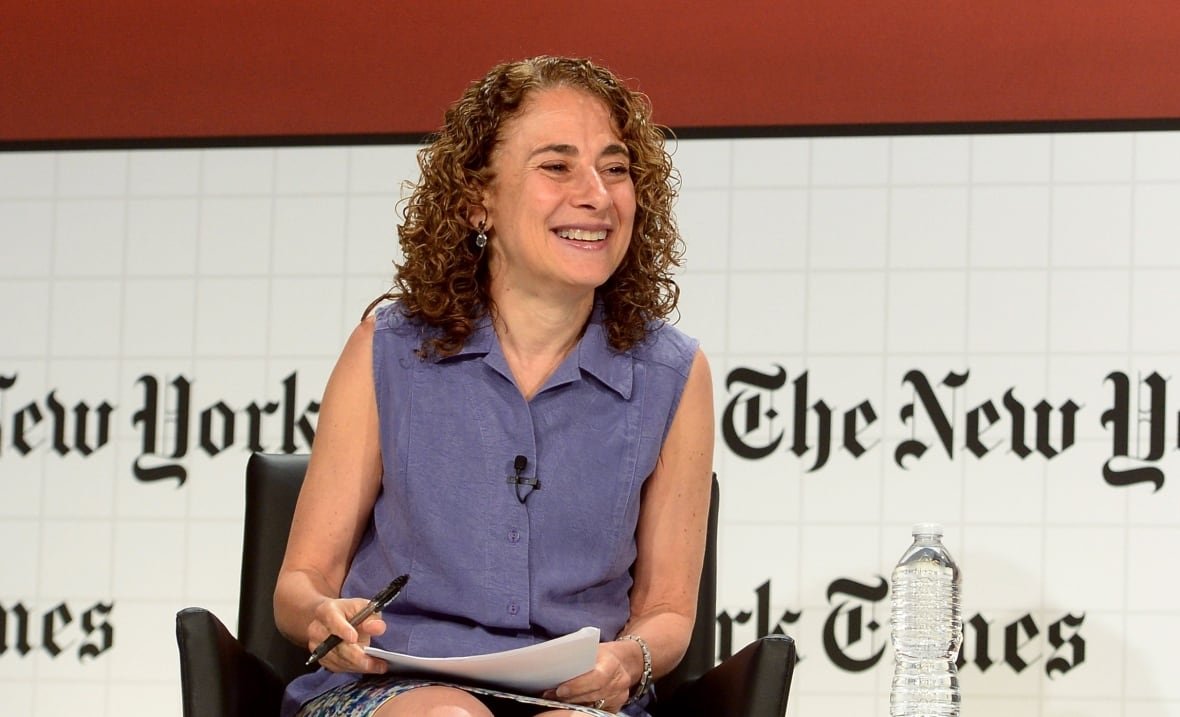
[308,597,389,674]
[305,575,408,673]
[318,596,390,642]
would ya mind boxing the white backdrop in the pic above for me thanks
[1,131,1179,716]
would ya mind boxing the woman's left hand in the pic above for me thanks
[543,640,636,712]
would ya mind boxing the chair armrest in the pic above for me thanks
[176,607,286,717]
[651,635,797,717]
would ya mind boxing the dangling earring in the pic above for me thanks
[474,222,488,249]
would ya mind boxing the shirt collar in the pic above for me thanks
[439,305,634,399]
[575,312,633,399]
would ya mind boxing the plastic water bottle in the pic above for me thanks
[889,523,962,717]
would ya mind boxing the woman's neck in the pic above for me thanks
[490,290,594,399]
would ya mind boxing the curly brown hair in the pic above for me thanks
[369,56,683,357]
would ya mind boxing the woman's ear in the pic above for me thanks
[468,205,491,233]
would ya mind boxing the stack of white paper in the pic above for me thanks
[363,626,600,693]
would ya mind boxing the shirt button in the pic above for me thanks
[508,602,519,616]
[508,529,520,543]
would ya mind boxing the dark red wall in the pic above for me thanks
[5,1,1180,143]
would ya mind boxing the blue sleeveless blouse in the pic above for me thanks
[282,303,699,715]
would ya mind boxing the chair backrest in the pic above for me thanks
[238,453,314,685]
[238,453,721,694]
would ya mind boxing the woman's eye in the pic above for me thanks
[541,162,569,173]
[603,164,630,176]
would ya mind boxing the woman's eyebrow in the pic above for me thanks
[528,142,629,159]
[529,143,577,159]
[601,143,629,158]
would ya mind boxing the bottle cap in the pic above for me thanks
[911,522,943,537]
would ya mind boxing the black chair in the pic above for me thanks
[176,453,796,717]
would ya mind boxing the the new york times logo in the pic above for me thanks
[719,578,1085,678]
[0,372,319,485]
[723,366,1171,491]
[0,600,114,663]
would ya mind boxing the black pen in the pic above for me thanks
[306,574,409,667]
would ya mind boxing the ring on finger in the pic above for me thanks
[593,698,606,709]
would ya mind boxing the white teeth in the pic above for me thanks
[557,228,607,242]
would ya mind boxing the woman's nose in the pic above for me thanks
[571,166,610,208]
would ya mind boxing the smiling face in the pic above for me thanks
[480,86,636,303]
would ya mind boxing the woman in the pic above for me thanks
[274,56,714,717]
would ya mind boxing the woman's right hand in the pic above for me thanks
[306,597,390,674]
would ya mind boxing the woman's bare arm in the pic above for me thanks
[273,317,388,674]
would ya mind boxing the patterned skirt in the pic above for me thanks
[296,675,652,717]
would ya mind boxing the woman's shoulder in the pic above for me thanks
[371,300,403,329]
[631,320,700,377]
[371,301,423,335]
[369,301,435,361]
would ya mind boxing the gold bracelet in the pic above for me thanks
[620,634,652,703]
